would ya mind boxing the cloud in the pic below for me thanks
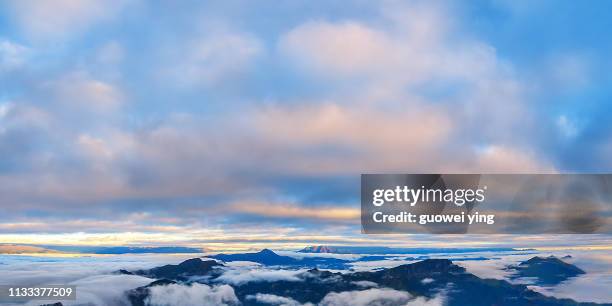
[6,0,132,41]
[280,21,399,77]
[146,283,239,306]
[278,3,452,84]
[319,288,412,306]
[2,0,603,246]
[556,115,579,139]
[161,30,263,87]
[48,72,124,112]
[0,254,211,306]
[215,266,307,285]
[247,293,311,306]
[403,294,446,306]
[420,278,434,284]
[527,249,612,303]
[12,274,152,306]
[63,274,152,306]
[247,288,446,306]
[0,39,29,71]
[230,201,359,221]
[252,102,453,174]
[471,145,555,173]
[349,259,416,272]
[278,1,507,96]
[351,280,379,288]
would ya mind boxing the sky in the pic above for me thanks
[1,0,612,250]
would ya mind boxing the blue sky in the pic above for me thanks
[1,0,612,250]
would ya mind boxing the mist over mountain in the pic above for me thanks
[130,258,224,281]
[209,249,349,269]
[109,250,608,306]
[299,245,521,254]
[507,256,586,286]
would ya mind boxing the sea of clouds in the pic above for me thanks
[1,249,611,305]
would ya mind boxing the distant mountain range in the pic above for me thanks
[126,258,225,281]
[0,244,204,254]
[208,248,349,269]
[2,243,531,255]
[116,250,604,306]
[299,245,525,254]
[0,244,60,254]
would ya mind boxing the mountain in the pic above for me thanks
[210,249,297,265]
[130,258,224,281]
[236,258,603,306]
[0,244,60,254]
[209,248,348,269]
[299,245,336,253]
[40,245,204,254]
[116,269,134,275]
[125,257,607,306]
[507,256,586,285]
[127,279,178,306]
[299,245,521,254]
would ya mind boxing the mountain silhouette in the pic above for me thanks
[299,245,520,254]
[130,258,223,281]
[125,255,607,306]
[209,248,348,268]
[507,256,586,285]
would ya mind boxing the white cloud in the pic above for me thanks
[403,294,446,306]
[349,259,416,272]
[49,72,124,112]
[0,254,207,306]
[420,278,434,284]
[556,115,579,139]
[63,274,152,306]
[528,250,612,303]
[278,3,499,87]
[6,0,132,41]
[276,2,557,175]
[351,280,379,288]
[164,30,262,87]
[215,266,306,285]
[0,102,12,119]
[245,288,443,306]
[146,283,239,306]
[0,39,29,71]
[280,21,400,77]
[222,260,262,268]
[319,288,412,306]
[248,293,312,306]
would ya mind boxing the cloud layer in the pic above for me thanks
[0,0,611,247]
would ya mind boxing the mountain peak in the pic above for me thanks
[258,248,277,256]
[510,255,585,286]
[130,257,223,281]
[299,245,336,253]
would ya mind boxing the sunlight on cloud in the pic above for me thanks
[230,202,360,221]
